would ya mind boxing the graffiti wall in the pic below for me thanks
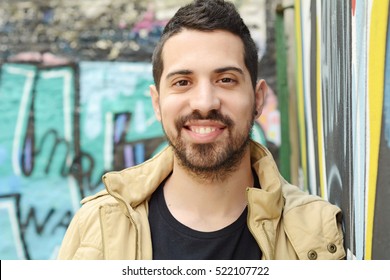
[294,0,390,259]
[0,0,278,260]
[0,62,167,259]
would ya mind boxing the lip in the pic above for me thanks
[183,121,226,143]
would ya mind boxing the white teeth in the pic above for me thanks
[192,127,216,134]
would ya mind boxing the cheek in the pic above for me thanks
[159,100,176,120]
[159,95,188,118]
[227,99,255,119]
[158,100,181,132]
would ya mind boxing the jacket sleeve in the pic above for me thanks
[57,207,104,260]
[282,183,346,260]
[283,198,346,260]
[57,210,82,259]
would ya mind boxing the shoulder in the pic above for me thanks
[281,183,346,260]
[281,183,325,211]
[57,190,123,260]
[74,189,124,225]
[80,189,116,208]
[64,190,123,245]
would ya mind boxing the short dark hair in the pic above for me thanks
[152,0,258,91]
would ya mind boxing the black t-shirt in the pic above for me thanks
[148,179,262,260]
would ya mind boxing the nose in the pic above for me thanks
[189,81,221,114]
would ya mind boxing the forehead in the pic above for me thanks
[161,29,247,74]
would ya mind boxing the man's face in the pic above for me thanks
[150,29,265,179]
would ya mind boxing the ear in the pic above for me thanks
[150,85,162,122]
[254,79,268,119]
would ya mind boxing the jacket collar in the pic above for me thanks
[102,140,284,216]
[248,141,284,219]
[102,145,174,209]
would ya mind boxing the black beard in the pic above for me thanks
[164,109,255,183]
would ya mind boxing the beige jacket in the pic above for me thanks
[57,141,345,260]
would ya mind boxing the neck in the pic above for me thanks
[163,148,254,231]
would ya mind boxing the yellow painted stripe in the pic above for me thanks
[295,0,308,191]
[316,14,326,199]
[365,0,389,260]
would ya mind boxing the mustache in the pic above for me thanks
[175,110,234,130]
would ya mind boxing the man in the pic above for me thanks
[58,0,345,260]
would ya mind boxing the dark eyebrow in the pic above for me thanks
[165,67,244,81]
[214,66,244,75]
[166,69,193,80]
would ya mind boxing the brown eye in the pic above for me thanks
[221,78,233,83]
[174,80,190,87]
[217,77,237,85]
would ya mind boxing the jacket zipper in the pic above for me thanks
[246,188,273,260]
[261,221,273,259]
[98,206,106,259]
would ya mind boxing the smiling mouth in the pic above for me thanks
[188,126,218,134]
[177,110,233,137]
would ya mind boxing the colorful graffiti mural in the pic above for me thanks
[294,0,390,259]
[0,62,167,259]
